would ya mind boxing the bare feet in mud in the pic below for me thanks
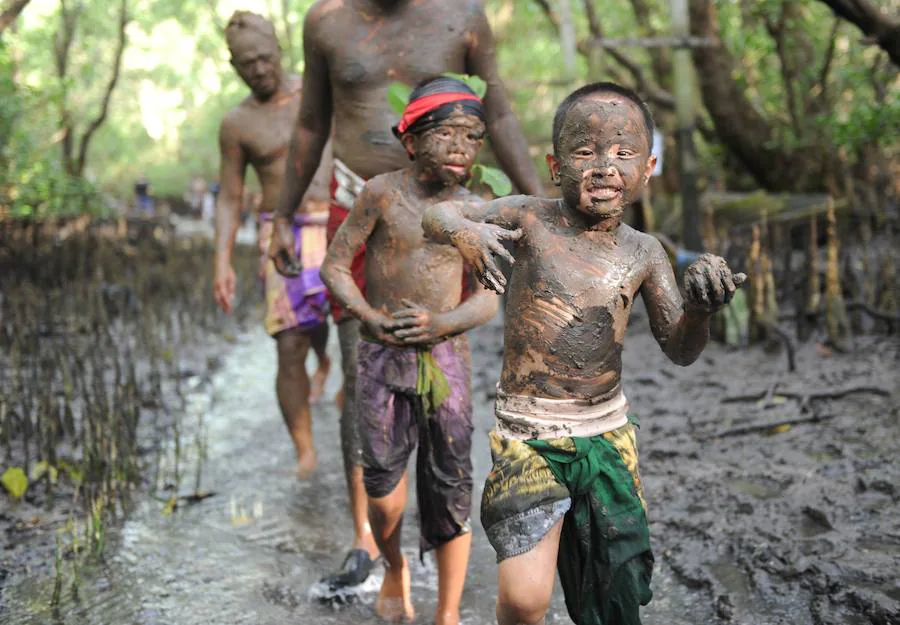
[309,355,331,404]
[376,557,414,623]
[296,450,318,478]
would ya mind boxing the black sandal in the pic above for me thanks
[319,549,376,591]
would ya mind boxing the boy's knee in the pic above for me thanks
[276,329,311,370]
[496,591,550,625]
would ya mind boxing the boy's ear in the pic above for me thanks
[643,155,657,185]
[401,133,416,161]
[546,154,561,186]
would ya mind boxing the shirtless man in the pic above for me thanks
[212,11,332,476]
[423,82,745,625]
[321,76,497,625]
[268,0,543,590]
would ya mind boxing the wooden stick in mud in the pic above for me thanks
[824,196,850,351]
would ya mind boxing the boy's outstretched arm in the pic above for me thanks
[391,273,499,345]
[640,240,746,366]
[320,184,399,345]
[422,195,526,294]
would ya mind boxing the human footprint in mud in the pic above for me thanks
[321,77,498,625]
[212,12,333,477]
[423,82,746,625]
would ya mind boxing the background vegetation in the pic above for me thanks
[0,0,897,218]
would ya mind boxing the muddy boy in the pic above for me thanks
[423,82,745,625]
[321,76,498,625]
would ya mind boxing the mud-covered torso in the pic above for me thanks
[501,200,655,400]
[311,0,473,179]
[364,170,472,316]
[230,77,330,213]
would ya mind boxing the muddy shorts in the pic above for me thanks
[357,335,473,554]
[481,421,647,562]
[258,212,329,336]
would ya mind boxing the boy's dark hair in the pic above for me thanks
[552,82,654,155]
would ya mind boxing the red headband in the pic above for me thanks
[395,92,481,136]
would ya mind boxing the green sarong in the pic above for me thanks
[526,434,653,625]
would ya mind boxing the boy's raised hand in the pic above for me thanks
[449,223,523,294]
[683,253,747,314]
[389,299,449,345]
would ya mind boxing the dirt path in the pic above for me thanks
[2,304,897,624]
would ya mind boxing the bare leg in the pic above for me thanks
[275,328,316,477]
[369,472,414,623]
[308,321,331,403]
[496,518,563,625]
[338,319,378,557]
[434,530,472,625]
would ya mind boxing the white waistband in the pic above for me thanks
[494,385,629,440]
[333,158,366,209]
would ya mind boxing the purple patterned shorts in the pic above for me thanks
[356,334,474,554]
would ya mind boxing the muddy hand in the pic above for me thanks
[450,224,522,294]
[683,253,746,313]
[363,312,405,346]
[268,218,302,277]
[387,299,448,345]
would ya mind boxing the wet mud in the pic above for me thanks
[2,290,896,624]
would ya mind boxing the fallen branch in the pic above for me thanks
[706,412,838,440]
[758,319,797,372]
[723,384,891,404]
[845,300,900,325]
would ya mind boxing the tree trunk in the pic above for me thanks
[74,0,128,176]
[0,0,31,35]
[687,0,824,191]
[813,0,900,67]
[53,0,80,175]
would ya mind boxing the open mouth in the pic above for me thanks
[586,186,621,201]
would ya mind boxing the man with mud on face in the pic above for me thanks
[320,76,498,625]
[267,0,543,592]
[213,11,334,477]
[423,82,746,625]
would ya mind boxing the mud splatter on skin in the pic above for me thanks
[548,94,654,227]
[321,112,495,346]
[425,89,743,400]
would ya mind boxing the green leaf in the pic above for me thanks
[721,288,749,347]
[387,82,412,116]
[2,467,29,499]
[472,164,512,197]
[443,72,487,99]
[30,460,59,484]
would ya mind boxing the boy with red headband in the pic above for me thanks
[321,76,497,625]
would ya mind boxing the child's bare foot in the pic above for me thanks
[375,558,414,623]
[296,450,318,478]
[309,355,331,404]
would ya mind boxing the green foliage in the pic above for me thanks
[1,0,893,206]
[2,467,29,499]
[472,164,513,197]
[387,81,412,116]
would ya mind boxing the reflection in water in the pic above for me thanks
[4,320,709,625]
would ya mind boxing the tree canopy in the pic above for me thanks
[1,0,897,218]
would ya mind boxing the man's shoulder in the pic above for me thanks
[305,0,349,29]
[220,103,251,139]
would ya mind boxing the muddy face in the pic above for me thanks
[403,111,485,187]
[229,32,282,101]
[548,94,655,224]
